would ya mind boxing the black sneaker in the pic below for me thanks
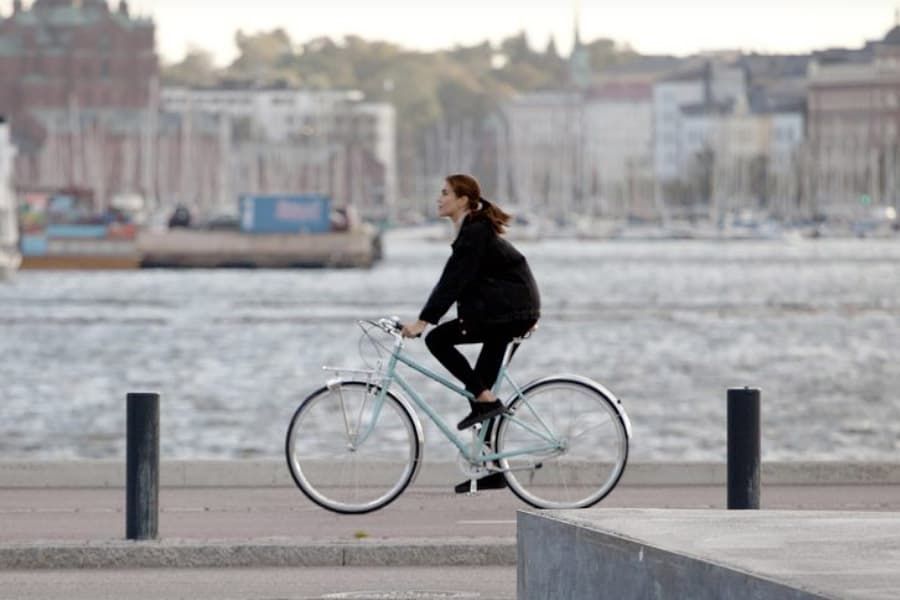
[454,471,508,494]
[456,400,507,431]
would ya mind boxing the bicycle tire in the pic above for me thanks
[285,380,422,514]
[494,376,629,509]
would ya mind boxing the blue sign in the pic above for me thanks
[239,195,331,234]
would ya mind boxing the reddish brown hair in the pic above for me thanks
[445,173,511,235]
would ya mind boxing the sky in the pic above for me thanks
[2,0,900,65]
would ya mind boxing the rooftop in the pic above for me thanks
[680,98,735,116]
[659,62,711,84]
[587,80,654,102]
[883,25,900,45]
[0,0,152,37]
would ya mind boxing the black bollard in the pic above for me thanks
[126,392,159,540]
[727,387,760,509]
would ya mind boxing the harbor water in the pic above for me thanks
[0,233,898,462]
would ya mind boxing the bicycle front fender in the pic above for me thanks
[331,377,427,485]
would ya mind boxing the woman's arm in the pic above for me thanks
[401,319,428,338]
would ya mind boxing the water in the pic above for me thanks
[1,234,898,462]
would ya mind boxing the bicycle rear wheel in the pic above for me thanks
[285,380,422,514]
[494,377,629,509]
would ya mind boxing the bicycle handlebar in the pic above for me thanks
[367,316,422,339]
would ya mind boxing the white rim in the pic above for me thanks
[287,384,420,513]
[496,380,629,509]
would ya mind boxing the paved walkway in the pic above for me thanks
[3,483,900,544]
[1,566,518,600]
[3,464,898,597]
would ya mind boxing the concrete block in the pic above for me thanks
[518,509,900,599]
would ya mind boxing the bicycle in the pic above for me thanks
[285,317,632,514]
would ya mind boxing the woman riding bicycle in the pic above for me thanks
[401,173,541,432]
[287,181,628,510]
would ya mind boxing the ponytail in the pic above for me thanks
[476,197,511,235]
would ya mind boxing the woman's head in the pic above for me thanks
[441,173,511,234]
[437,175,475,222]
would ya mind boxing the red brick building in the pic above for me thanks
[0,0,157,150]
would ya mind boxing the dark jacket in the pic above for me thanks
[419,211,541,326]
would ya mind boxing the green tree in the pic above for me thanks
[229,28,299,85]
[159,30,641,202]
[162,48,219,87]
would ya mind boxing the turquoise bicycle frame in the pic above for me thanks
[346,332,563,465]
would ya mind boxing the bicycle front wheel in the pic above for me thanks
[285,381,422,514]
[495,377,629,509]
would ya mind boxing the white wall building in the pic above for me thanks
[653,62,748,181]
[653,74,707,181]
[652,59,810,221]
[583,80,655,218]
[501,91,584,219]
[162,88,364,142]
[162,87,397,217]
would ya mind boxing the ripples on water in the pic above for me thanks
[1,235,898,462]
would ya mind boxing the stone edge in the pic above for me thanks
[1,461,899,488]
[0,537,516,570]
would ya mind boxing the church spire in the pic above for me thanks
[573,0,582,49]
[568,0,591,90]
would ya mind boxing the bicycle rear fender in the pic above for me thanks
[329,377,427,485]
[514,374,633,440]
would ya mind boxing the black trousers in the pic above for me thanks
[425,318,536,399]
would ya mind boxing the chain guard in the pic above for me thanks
[456,451,489,479]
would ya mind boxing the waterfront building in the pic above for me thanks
[582,66,671,221]
[653,60,746,183]
[161,86,397,220]
[693,97,805,222]
[0,0,156,147]
[501,91,584,223]
[652,56,807,221]
[0,0,158,209]
[807,23,900,218]
[583,82,654,219]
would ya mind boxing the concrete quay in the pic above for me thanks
[137,228,380,268]
[1,460,899,575]
[518,509,900,600]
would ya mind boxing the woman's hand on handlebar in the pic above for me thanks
[401,319,428,339]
